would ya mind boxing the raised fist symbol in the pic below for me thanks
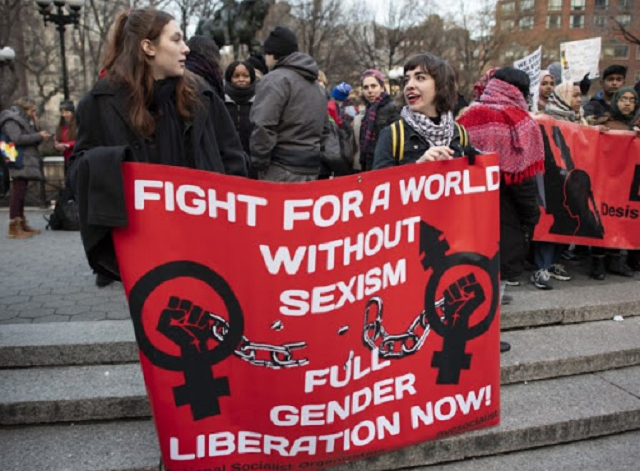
[443,274,485,327]
[157,296,212,353]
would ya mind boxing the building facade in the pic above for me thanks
[496,0,640,85]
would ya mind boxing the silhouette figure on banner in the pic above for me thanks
[541,125,604,239]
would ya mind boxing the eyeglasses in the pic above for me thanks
[619,96,637,104]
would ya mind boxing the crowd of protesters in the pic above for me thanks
[2,8,639,330]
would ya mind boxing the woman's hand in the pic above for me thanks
[598,125,609,133]
[54,141,66,151]
[417,146,454,163]
[40,130,52,140]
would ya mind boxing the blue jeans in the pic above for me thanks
[533,242,563,271]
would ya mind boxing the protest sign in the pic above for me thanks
[514,47,542,111]
[560,37,601,83]
[112,155,502,471]
[534,116,640,249]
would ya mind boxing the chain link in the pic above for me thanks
[362,296,444,359]
[209,314,309,369]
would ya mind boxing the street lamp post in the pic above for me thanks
[35,0,84,101]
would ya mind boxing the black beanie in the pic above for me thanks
[59,100,75,113]
[247,53,268,76]
[263,26,298,57]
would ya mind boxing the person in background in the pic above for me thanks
[70,8,247,287]
[452,67,468,117]
[584,65,627,119]
[224,60,257,177]
[55,100,76,172]
[588,86,636,279]
[373,54,472,170]
[185,35,224,99]
[247,52,268,80]
[249,26,328,182]
[538,70,555,112]
[0,97,52,239]
[359,69,398,171]
[545,81,587,124]
[459,67,543,324]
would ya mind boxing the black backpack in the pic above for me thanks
[45,189,80,231]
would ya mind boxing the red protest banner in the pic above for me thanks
[534,116,640,249]
[112,154,501,471]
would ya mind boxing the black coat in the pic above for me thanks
[360,98,399,171]
[500,176,540,279]
[372,119,473,169]
[224,95,253,157]
[72,78,247,176]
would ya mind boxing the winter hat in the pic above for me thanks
[263,27,298,57]
[548,62,562,86]
[247,52,268,76]
[331,82,352,101]
[361,69,385,86]
[59,100,75,113]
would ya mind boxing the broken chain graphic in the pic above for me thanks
[362,296,444,359]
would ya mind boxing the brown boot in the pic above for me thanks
[20,217,41,235]
[7,218,33,239]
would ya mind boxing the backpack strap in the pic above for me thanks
[455,122,469,149]
[391,120,405,162]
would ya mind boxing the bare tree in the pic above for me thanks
[610,17,640,48]
[445,0,507,99]
[343,0,432,72]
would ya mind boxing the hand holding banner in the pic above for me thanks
[113,156,501,471]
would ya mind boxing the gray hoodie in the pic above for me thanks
[249,52,329,174]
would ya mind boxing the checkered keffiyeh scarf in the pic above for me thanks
[401,107,454,147]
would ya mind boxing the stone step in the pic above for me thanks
[2,318,640,425]
[1,278,639,369]
[418,430,640,470]
[1,367,639,471]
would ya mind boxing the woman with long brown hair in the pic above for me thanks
[55,100,76,170]
[70,8,247,286]
[72,7,247,173]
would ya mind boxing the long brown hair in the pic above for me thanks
[56,113,76,142]
[102,8,199,138]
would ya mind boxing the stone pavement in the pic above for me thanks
[1,209,638,325]
[0,209,128,325]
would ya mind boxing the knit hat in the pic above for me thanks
[247,52,268,76]
[331,82,352,101]
[361,69,385,86]
[263,27,298,57]
[59,100,75,113]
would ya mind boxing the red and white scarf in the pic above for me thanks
[458,79,545,185]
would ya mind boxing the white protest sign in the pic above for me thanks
[560,37,601,83]
[514,46,542,112]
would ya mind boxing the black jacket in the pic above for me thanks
[72,78,248,176]
[224,94,253,157]
[372,119,473,170]
[500,176,540,279]
[360,98,399,171]
[69,146,130,280]
[583,92,610,119]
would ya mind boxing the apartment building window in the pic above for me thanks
[594,0,608,10]
[616,15,632,26]
[548,0,562,11]
[519,16,535,29]
[546,15,562,28]
[501,1,516,14]
[637,46,640,59]
[604,43,629,58]
[502,19,516,30]
[636,71,640,83]
[570,14,585,28]
[594,15,607,27]
[619,0,633,9]
[570,0,585,10]
[521,0,535,10]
